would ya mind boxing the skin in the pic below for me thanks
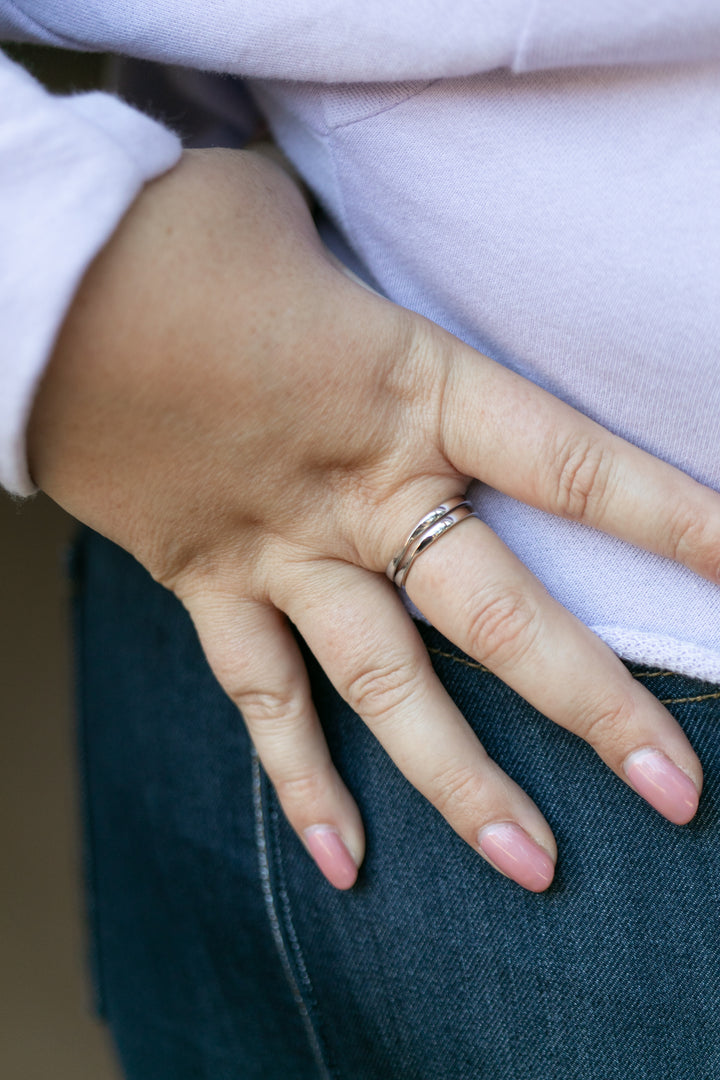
[27,148,720,891]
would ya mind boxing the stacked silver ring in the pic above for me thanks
[386,496,475,589]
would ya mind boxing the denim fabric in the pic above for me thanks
[73,529,720,1080]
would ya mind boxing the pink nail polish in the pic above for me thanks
[304,826,358,890]
[623,748,699,825]
[477,823,555,892]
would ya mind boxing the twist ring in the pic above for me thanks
[386,496,476,589]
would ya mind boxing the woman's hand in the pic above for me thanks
[28,149,717,891]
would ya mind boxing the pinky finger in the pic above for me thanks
[184,593,364,889]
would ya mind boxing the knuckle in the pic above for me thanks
[273,765,332,809]
[344,655,423,721]
[466,590,540,667]
[552,434,612,521]
[665,500,709,564]
[431,762,487,818]
[234,685,302,731]
[576,695,634,751]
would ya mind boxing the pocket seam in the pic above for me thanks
[252,749,338,1080]
[427,642,719,700]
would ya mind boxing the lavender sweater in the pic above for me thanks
[2,2,719,678]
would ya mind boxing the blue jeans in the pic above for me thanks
[73,529,720,1079]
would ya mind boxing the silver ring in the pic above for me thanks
[386,496,475,590]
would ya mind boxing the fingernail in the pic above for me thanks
[623,748,700,824]
[304,826,358,890]
[477,823,555,892]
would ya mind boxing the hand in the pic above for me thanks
[29,149,718,891]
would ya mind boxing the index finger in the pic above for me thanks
[438,340,720,583]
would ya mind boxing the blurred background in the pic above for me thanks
[1,44,121,1080]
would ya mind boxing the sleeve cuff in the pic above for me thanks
[0,53,182,495]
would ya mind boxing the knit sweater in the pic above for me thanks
[1,2,719,678]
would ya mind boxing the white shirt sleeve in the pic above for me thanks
[1,0,717,495]
[0,50,181,495]
[2,0,720,82]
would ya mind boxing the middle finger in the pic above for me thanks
[405,515,702,826]
[280,560,558,891]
